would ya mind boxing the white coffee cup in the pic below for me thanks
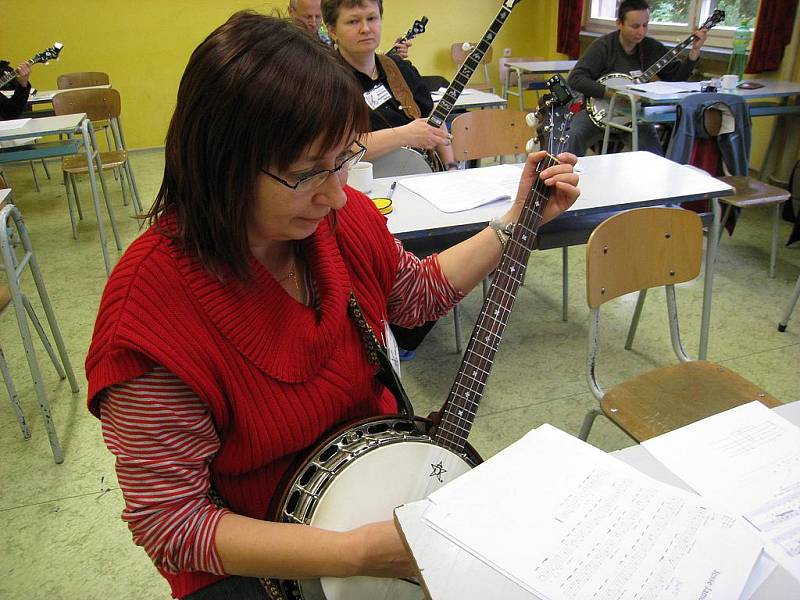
[347,161,373,194]
[721,74,739,90]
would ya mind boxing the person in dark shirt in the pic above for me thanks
[566,0,708,156]
[322,0,455,168]
[0,61,33,120]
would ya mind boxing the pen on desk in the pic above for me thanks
[388,181,397,199]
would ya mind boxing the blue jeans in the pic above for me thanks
[565,109,663,157]
[184,576,268,600]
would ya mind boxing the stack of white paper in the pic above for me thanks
[627,81,703,95]
[421,424,761,600]
[643,401,800,584]
[398,164,521,213]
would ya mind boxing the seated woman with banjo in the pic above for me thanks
[322,0,457,174]
[85,11,579,600]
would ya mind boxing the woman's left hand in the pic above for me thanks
[503,151,580,226]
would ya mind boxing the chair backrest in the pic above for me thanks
[56,71,110,89]
[450,109,531,162]
[450,43,492,86]
[52,88,121,121]
[586,207,703,309]
[450,43,493,66]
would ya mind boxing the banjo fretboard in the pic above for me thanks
[428,0,521,129]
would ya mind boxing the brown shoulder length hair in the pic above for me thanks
[148,11,369,281]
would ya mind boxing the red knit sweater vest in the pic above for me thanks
[86,189,400,598]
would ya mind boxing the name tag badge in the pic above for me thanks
[364,84,392,110]
[384,320,402,378]
[629,69,643,78]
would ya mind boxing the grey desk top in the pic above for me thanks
[378,151,732,238]
[606,78,800,104]
[0,113,85,142]
[506,60,577,73]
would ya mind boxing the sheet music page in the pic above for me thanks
[627,81,703,94]
[423,425,761,600]
[398,164,520,213]
[642,401,800,582]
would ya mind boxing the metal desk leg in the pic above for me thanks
[601,94,619,155]
[757,97,789,181]
[770,203,780,278]
[561,246,568,322]
[80,119,113,275]
[86,121,122,251]
[517,68,524,111]
[778,272,800,332]
[699,197,721,359]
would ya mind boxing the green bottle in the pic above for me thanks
[727,19,752,80]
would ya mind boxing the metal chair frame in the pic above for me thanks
[0,202,79,463]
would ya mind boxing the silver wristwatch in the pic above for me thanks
[489,217,515,247]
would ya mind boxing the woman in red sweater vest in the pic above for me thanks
[85,11,579,600]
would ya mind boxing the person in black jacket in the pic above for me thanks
[566,0,708,156]
[0,61,33,120]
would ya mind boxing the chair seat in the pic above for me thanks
[600,360,781,441]
[717,176,790,207]
[62,149,127,173]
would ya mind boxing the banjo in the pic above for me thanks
[371,0,523,179]
[586,9,725,128]
[385,16,428,58]
[266,78,575,600]
[0,43,63,89]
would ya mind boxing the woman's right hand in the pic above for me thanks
[400,119,450,149]
[346,520,416,580]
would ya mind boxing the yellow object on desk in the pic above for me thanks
[372,197,393,215]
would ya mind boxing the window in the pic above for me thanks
[585,0,760,47]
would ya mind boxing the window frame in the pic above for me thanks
[582,0,758,50]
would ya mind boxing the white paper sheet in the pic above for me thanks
[423,425,761,600]
[432,87,477,101]
[0,118,31,131]
[627,81,703,95]
[643,401,800,583]
[398,163,521,213]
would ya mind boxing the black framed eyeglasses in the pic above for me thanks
[262,140,367,192]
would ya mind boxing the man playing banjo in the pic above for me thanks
[566,0,709,157]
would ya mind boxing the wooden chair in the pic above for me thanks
[579,206,780,442]
[450,43,494,94]
[450,109,530,165]
[56,71,110,89]
[717,176,790,278]
[498,56,547,110]
[56,71,115,156]
[51,88,143,239]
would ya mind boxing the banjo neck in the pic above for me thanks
[636,9,725,83]
[428,0,521,129]
[435,154,560,455]
[637,33,700,83]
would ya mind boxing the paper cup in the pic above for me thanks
[347,161,373,194]
[721,74,739,90]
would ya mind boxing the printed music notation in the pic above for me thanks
[643,401,800,581]
[420,425,760,600]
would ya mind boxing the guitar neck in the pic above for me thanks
[428,4,514,128]
[639,33,699,83]
[435,155,559,454]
